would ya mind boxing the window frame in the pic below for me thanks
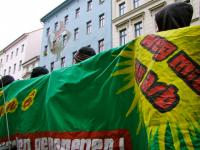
[19,60,22,71]
[134,21,143,38]
[21,44,24,53]
[74,28,79,40]
[98,39,104,52]
[13,63,16,74]
[44,45,48,56]
[16,48,19,56]
[133,0,140,8]
[6,55,9,62]
[46,27,50,36]
[63,34,67,46]
[87,0,92,11]
[75,8,80,18]
[119,2,125,16]
[11,51,13,59]
[54,22,58,32]
[50,62,54,72]
[119,28,127,46]
[86,20,92,34]
[61,57,66,68]
[99,0,104,4]
[4,69,6,76]
[64,15,68,25]
[99,13,105,28]
[8,66,11,74]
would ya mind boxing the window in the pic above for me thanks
[61,57,66,68]
[134,21,143,38]
[133,0,141,8]
[64,15,68,24]
[6,55,9,62]
[72,51,77,64]
[86,21,92,34]
[8,66,11,74]
[98,39,104,52]
[46,27,50,36]
[99,0,104,4]
[54,22,58,31]
[19,60,22,71]
[13,64,16,74]
[87,0,92,11]
[16,48,19,56]
[50,62,54,72]
[21,44,24,53]
[74,28,79,40]
[4,69,6,75]
[75,8,80,18]
[11,51,13,59]
[63,34,67,46]
[53,40,56,49]
[99,14,105,28]
[119,29,127,46]
[44,45,48,56]
[119,2,125,16]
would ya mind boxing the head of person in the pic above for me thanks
[155,1,193,31]
[0,75,15,88]
[30,66,49,78]
[73,47,96,64]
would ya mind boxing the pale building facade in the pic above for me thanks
[0,29,43,80]
[112,0,200,47]
[22,29,43,79]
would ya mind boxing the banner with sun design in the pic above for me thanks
[0,25,199,149]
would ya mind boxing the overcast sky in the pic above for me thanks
[0,0,64,50]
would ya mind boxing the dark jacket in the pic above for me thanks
[155,2,193,31]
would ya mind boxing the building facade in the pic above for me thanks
[0,29,43,80]
[112,0,200,47]
[39,0,112,71]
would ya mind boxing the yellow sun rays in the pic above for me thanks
[112,41,200,149]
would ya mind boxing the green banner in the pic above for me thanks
[0,25,200,149]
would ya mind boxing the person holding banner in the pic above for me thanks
[155,1,193,31]
[73,46,96,64]
[0,75,15,88]
[30,66,49,78]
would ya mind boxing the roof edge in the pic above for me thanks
[3,34,29,52]
[40,0,73,22]
[22,56,40,66]
[2,28,43,52]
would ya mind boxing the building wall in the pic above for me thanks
[0,51,4,76]
[24,29,42,64]
[112,0,200,47]
[22,57,39,79]
[39,0,112,71]
[22,29,43,78]
[0,36,27,80]
[0,29,42,80]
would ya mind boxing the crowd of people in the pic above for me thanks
[0,1,195,149]
[0,46,96,89]
[1,1,193,89]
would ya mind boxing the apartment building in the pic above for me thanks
[39,0,112,71]
[0,29,43,80]
[112,0,200,47]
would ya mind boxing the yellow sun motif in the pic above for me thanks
[112,34,200,149]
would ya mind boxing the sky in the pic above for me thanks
[0,0,64,50]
